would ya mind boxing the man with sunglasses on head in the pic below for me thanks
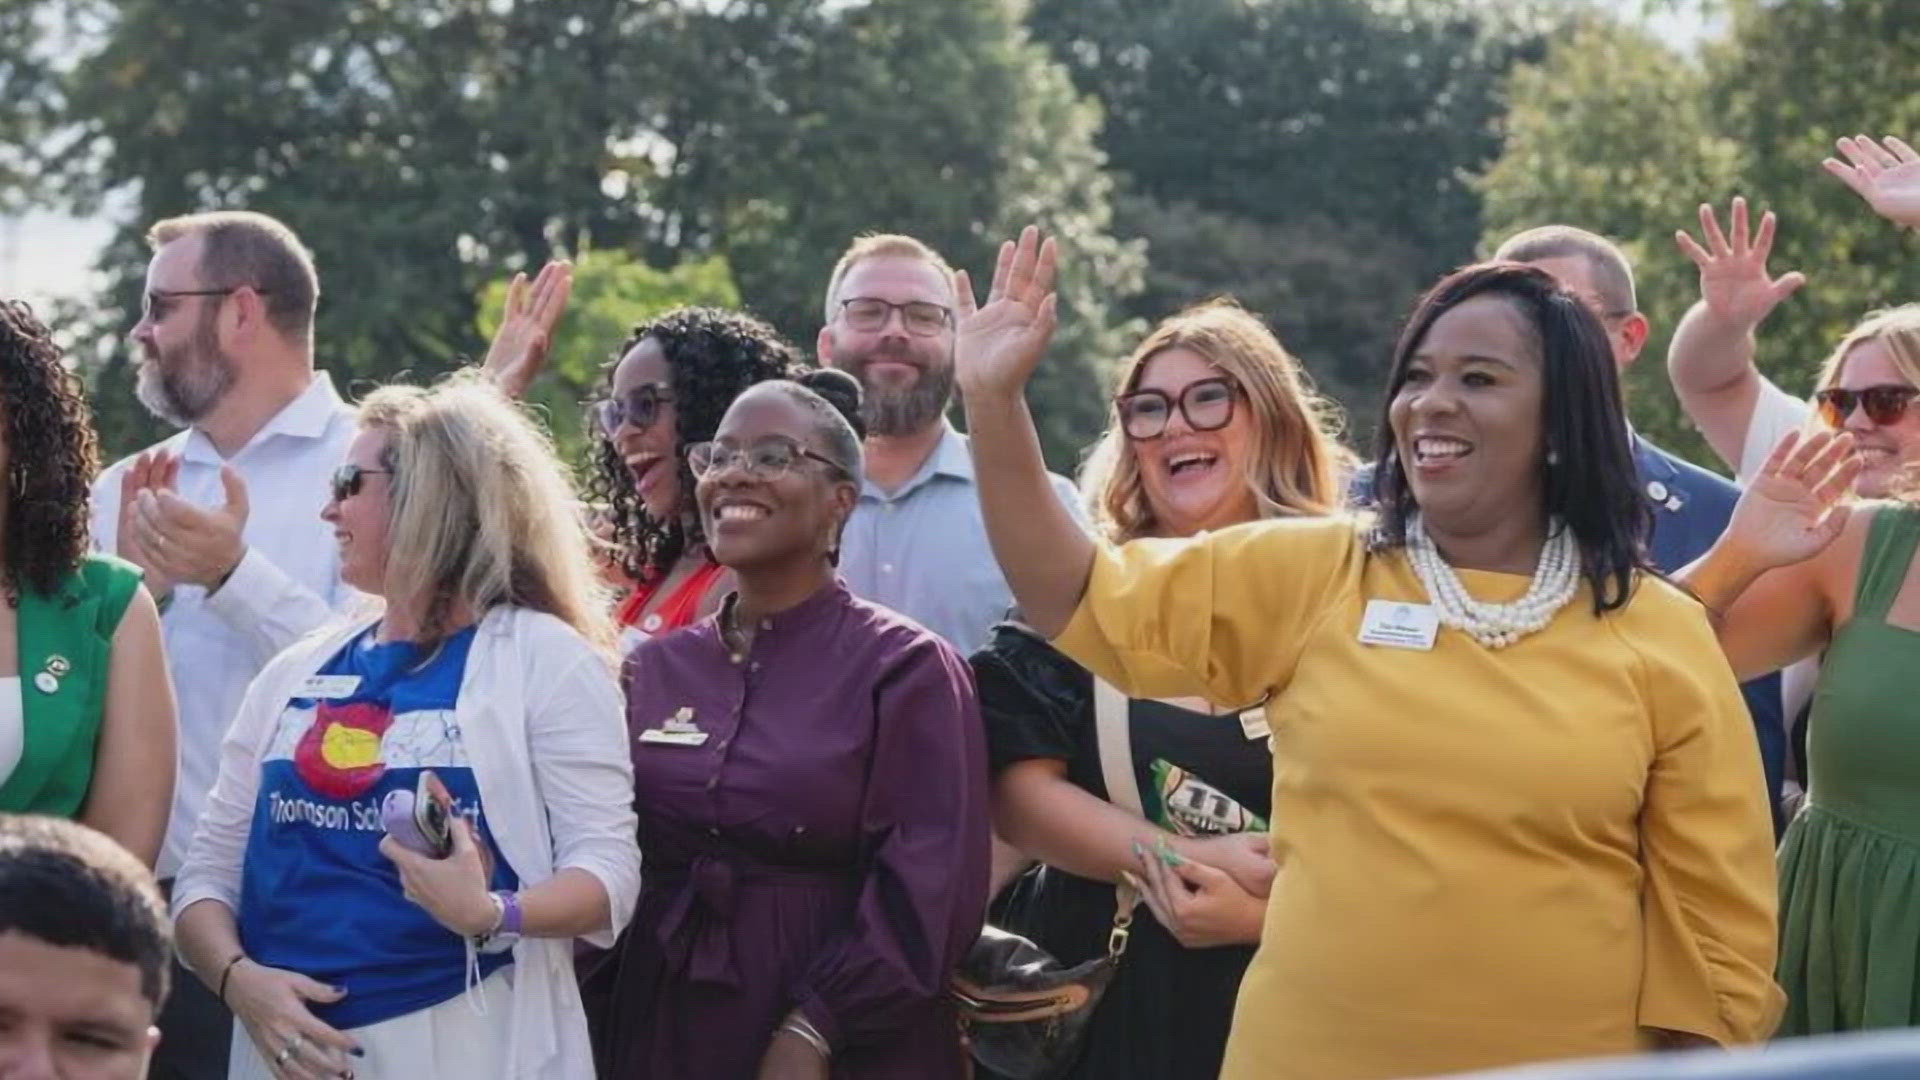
[817,233,1085,655]
[1494,224,1789,835]
[87,210,360,1080]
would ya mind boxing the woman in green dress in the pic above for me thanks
[0,299,175,866]
[1680,133,1920,1035]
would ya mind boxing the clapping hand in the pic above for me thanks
[953,225,1059,401]
[1674,197,1806,332]
[1722,429,1859,573]
[481,259,573,399]
[129,456,251,592]
[1824,135,1920,230]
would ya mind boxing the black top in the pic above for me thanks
[971,624,1272,1080]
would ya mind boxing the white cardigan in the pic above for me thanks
[175,606,641,1079]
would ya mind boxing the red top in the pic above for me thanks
[616,558,729,637]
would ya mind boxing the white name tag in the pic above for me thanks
[1237,705,1271,742]
[638,728,710,747]
[297,675,363,699]
[1357,600,1439,651]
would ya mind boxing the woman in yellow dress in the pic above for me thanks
[950,229,1783,1079]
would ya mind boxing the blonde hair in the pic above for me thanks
[1079,299,1352,542]
[821,233,956,324]
[357,372,615,655]
[1814,303,1920,393]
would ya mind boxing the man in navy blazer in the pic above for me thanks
[1494,227,1787,833]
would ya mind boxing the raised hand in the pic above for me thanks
[1722,429,1859,572]
[1824,134,1920,230]
[1674,197,1806,331]
[952,225,1059,400]
[115,450,181,599]
[481,259,573,399]
[133,463,249,591]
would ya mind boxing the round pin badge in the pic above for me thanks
[641,613,663,633]
[46,655,70,677]
[1645,480,1669,504]
[33,672,58,695]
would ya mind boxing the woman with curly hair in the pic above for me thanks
[0,299,176,866]
[583,307,805,649]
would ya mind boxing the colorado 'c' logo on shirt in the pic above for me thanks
[294,700,393,799]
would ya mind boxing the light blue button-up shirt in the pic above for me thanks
[839,422,1085,654]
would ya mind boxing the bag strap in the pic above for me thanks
[1091,675,1141,954]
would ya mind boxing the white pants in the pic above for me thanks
[229,968,514,1080]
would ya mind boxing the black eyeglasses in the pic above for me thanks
[143,287,271,320]
[330,463,393,502]
[1815,384,1920,428]
[687,437,849,481]
[593,385,674,436]
[1115,377,1239,441]
[837,297,952,337]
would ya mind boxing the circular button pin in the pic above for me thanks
[641,614,663,632]
[34,672,58,695]
[45,656,70,676]
[1645,480,1669,503]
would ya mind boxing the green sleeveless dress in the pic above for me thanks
[1777,504,1920,1034]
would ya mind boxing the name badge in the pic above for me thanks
[297,675,363,699]
[1237,705,1271,742]
[1357,600,1439,651]
[638,728,710,747]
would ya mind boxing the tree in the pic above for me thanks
[42,0,1139,469]
[1477,2,1920,468]
[1477,16,1740,465]
[475,251,739,465]
[1029,0,1556,434]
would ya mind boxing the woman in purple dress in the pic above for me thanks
[598,368,989,1079]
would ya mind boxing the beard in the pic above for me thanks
[135,311,236,427]
[839,342,955,437]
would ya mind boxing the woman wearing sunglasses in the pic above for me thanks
[173,375,640,1079]
[969,299,1348,1079]
[593,368,987,1079]
[584,308,804,650]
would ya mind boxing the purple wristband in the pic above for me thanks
[493,890,523,936]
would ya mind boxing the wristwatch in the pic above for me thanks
[475,890,523,954]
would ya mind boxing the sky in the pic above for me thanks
[0,1,1719,313]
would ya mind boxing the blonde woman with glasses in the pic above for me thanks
[172,374,640,1079]
[971,299,1349,1079]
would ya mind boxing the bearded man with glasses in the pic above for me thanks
[816,233,1086,656]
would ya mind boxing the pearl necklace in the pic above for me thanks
[1404,512,1580,649]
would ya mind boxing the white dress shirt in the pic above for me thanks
[90,372,358,876]
[176,606,640,1080]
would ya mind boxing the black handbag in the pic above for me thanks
[951,676,1141,1080]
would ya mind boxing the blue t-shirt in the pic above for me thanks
[238,626,518,1030]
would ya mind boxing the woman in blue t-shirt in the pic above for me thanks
[172,375,641,1080]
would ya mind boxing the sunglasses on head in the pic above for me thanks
[330,463,393,502]
[1815,384,1920,428]
[594,385,674,437]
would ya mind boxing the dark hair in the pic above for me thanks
[147,211,319,341]
[0,301,100,600]
[1368,262,1652,614]
[791,367,867,474]
[586,307,804,579]
[0,814,171,1012]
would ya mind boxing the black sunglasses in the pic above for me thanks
[330,463,393,502]
[1115,376,1239,441]
[1815,384,1920,428]
[594,385,674,436]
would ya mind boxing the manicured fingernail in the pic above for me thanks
[1157,840,1184,866]
[351,1047,365,1057]
[1120,871,1144,890]
[1130,840,1145,861]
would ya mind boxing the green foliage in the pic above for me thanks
[33,0,1138,469]
[1030,0,1557,441]
[1477,16,1740,466]
[1479,2,1920,470]
[475,251,739,465]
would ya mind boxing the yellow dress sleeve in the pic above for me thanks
[1052,515,1359,708]
[1631,589,1786,1045]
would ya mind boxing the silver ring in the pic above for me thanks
[276,1034,304,1064]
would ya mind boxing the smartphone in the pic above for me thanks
[380,771,455,859]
